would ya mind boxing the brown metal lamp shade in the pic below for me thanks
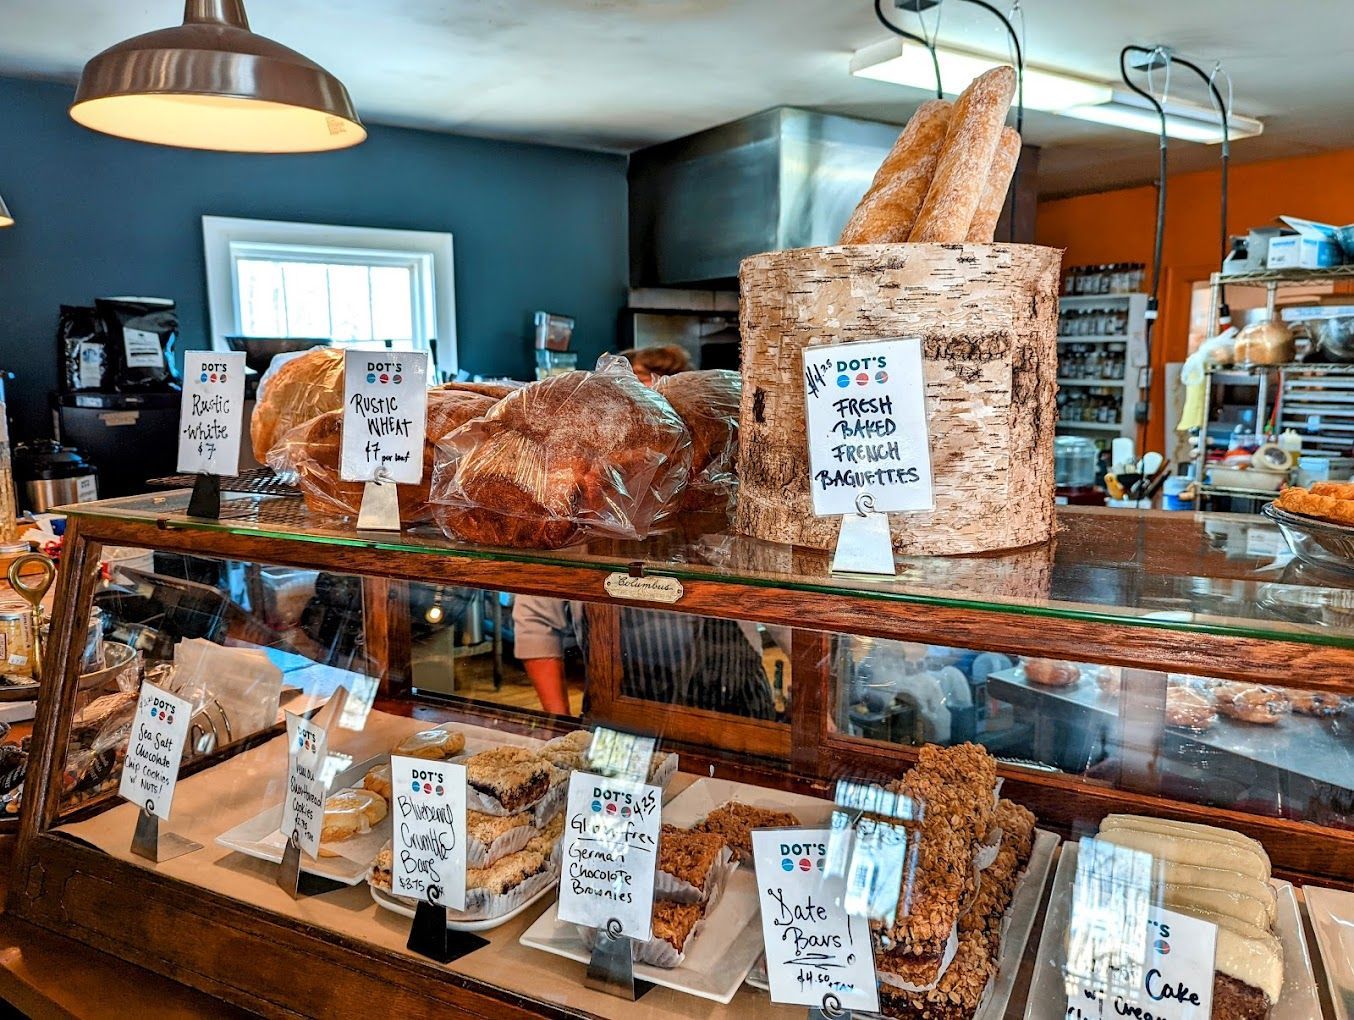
[0,195,11,228]
[70,0,365,153]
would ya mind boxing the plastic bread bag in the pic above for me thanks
[251,347,346,467]
[652,369,741,513]
[170,638,282,741]
[271,385,504,522]
[429,355,693,549]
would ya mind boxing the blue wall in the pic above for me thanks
[0,75,628,439]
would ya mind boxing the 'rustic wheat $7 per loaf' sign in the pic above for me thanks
[340,350,429,484]
[802,337,934,516]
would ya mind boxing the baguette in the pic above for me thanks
[838,99,952,244]
[910,66,1017,243]
[1310,480,1354,500]
[965,126,1021,242]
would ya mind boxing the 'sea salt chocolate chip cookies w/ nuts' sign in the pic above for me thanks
[119,683,193,822]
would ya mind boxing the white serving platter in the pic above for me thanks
[370,871,559,933]
[1025,841,1321,1020]
[1303,884,1354,1020]
[519,776,832,1004]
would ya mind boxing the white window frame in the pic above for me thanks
[202,215,457,374]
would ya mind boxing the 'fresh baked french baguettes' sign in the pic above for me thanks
[556,773,662,941]
[118,682,192,822]
[177,351,246,475]
[281,712,329,859]
[340,350,429,485]
[751,827,880,1013]
[390,755,468,910]
[801,337,935,516]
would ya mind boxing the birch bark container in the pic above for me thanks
[735,243,1064,556]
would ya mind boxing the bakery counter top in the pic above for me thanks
[57,490,1354,689]
[986,667,1354,824]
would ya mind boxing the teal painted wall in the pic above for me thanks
[0,76,627,438]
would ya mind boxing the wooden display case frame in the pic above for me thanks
[9,504,1354,1017]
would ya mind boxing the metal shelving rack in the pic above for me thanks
[1193,265,1354,506]
[1055,292,1149,444]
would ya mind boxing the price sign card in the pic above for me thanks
[177,351,246,475]
[118,683,192,821]
[557,773,662,940]
[802,337,934,516]
[280,712,329,858]
[751,827,879,1014]
[340,350,429,484]
[390,755,467,910]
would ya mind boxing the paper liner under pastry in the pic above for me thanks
[372,860,560,923]
[577,916,703,970]
[466,822,535,870]
[531,780,567,827]
[453,752,558,818]
[973,826,1003,872]
[876,924,959,992]
[647,752,679,791]
[654,847,736,905]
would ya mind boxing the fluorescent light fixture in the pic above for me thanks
[852,38,1113,113]
[851,38,1263,144]
[1063,90,1264,144]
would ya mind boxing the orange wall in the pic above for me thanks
[1036,148,1354,454]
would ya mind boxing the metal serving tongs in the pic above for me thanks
[8,552,57,676]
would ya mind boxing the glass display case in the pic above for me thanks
[7,491,1352,1017]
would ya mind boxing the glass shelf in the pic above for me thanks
[66,491,1354,648]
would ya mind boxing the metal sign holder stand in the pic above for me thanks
[406,885,488,964]
[129,801,201,863]
[584,918,651,1001]
[187,473,221,518]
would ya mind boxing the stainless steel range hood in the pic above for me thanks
[628,107,901,287]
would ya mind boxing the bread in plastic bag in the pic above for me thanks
[273,385,504,522]
[430,355,692,548]
[250,347,345,465]
[652,369,740,512]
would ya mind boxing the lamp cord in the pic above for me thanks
[1120,45,1170,438]
[1168,54,1232,317]
[874,0,943,99]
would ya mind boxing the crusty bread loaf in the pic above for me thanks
[838,100,952,245]
[965,126,1022,243]
[250,348,345,464]
[653,370,741,512]
[432,363,693,548]
[910,66,1017,243]
[287,385,499,522]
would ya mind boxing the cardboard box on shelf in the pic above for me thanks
[1265,216,1350,269]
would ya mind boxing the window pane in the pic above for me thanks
[370,265,415,341]
[236,258,285,337]
[281,261,332,338]
[326,264,373,342]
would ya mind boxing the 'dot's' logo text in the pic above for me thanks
[198,361,230,384]
[366,360,403,385]
[590,787,634,817]
[409,767,445,796]
[779,841,827,873]
[148,697,176,726]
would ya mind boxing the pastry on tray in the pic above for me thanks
[1022,657,1080,687]
[1287,689,1347,716]
[652,900,704,958]
[392,728,465,760]
[1166,685,1217,730]
[362,762,392,801]
[1093,814,1282,1019]
[1275,485,1354,526]
[656,824,731,903]
[370,842,393,890]
[525,811,566,858]
[1214,683,1290,726]
[318,787,387,857]
[466,847,550,898]
[992,798,1035,865]
[465,746,552,813]
[693,801,800,862]
[877,928,996,1019]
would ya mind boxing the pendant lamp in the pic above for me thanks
[0,195,12,228]
[70,0,365,153]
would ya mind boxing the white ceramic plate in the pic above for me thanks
[520,777,829,1004]
[214,724,542,885]
[1304,884,1354,1019]
[744,827,1059,1020]
[370,873,559,933]
[1025,841,1321,1020]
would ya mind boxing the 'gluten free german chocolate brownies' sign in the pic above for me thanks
[557,774,662,941]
